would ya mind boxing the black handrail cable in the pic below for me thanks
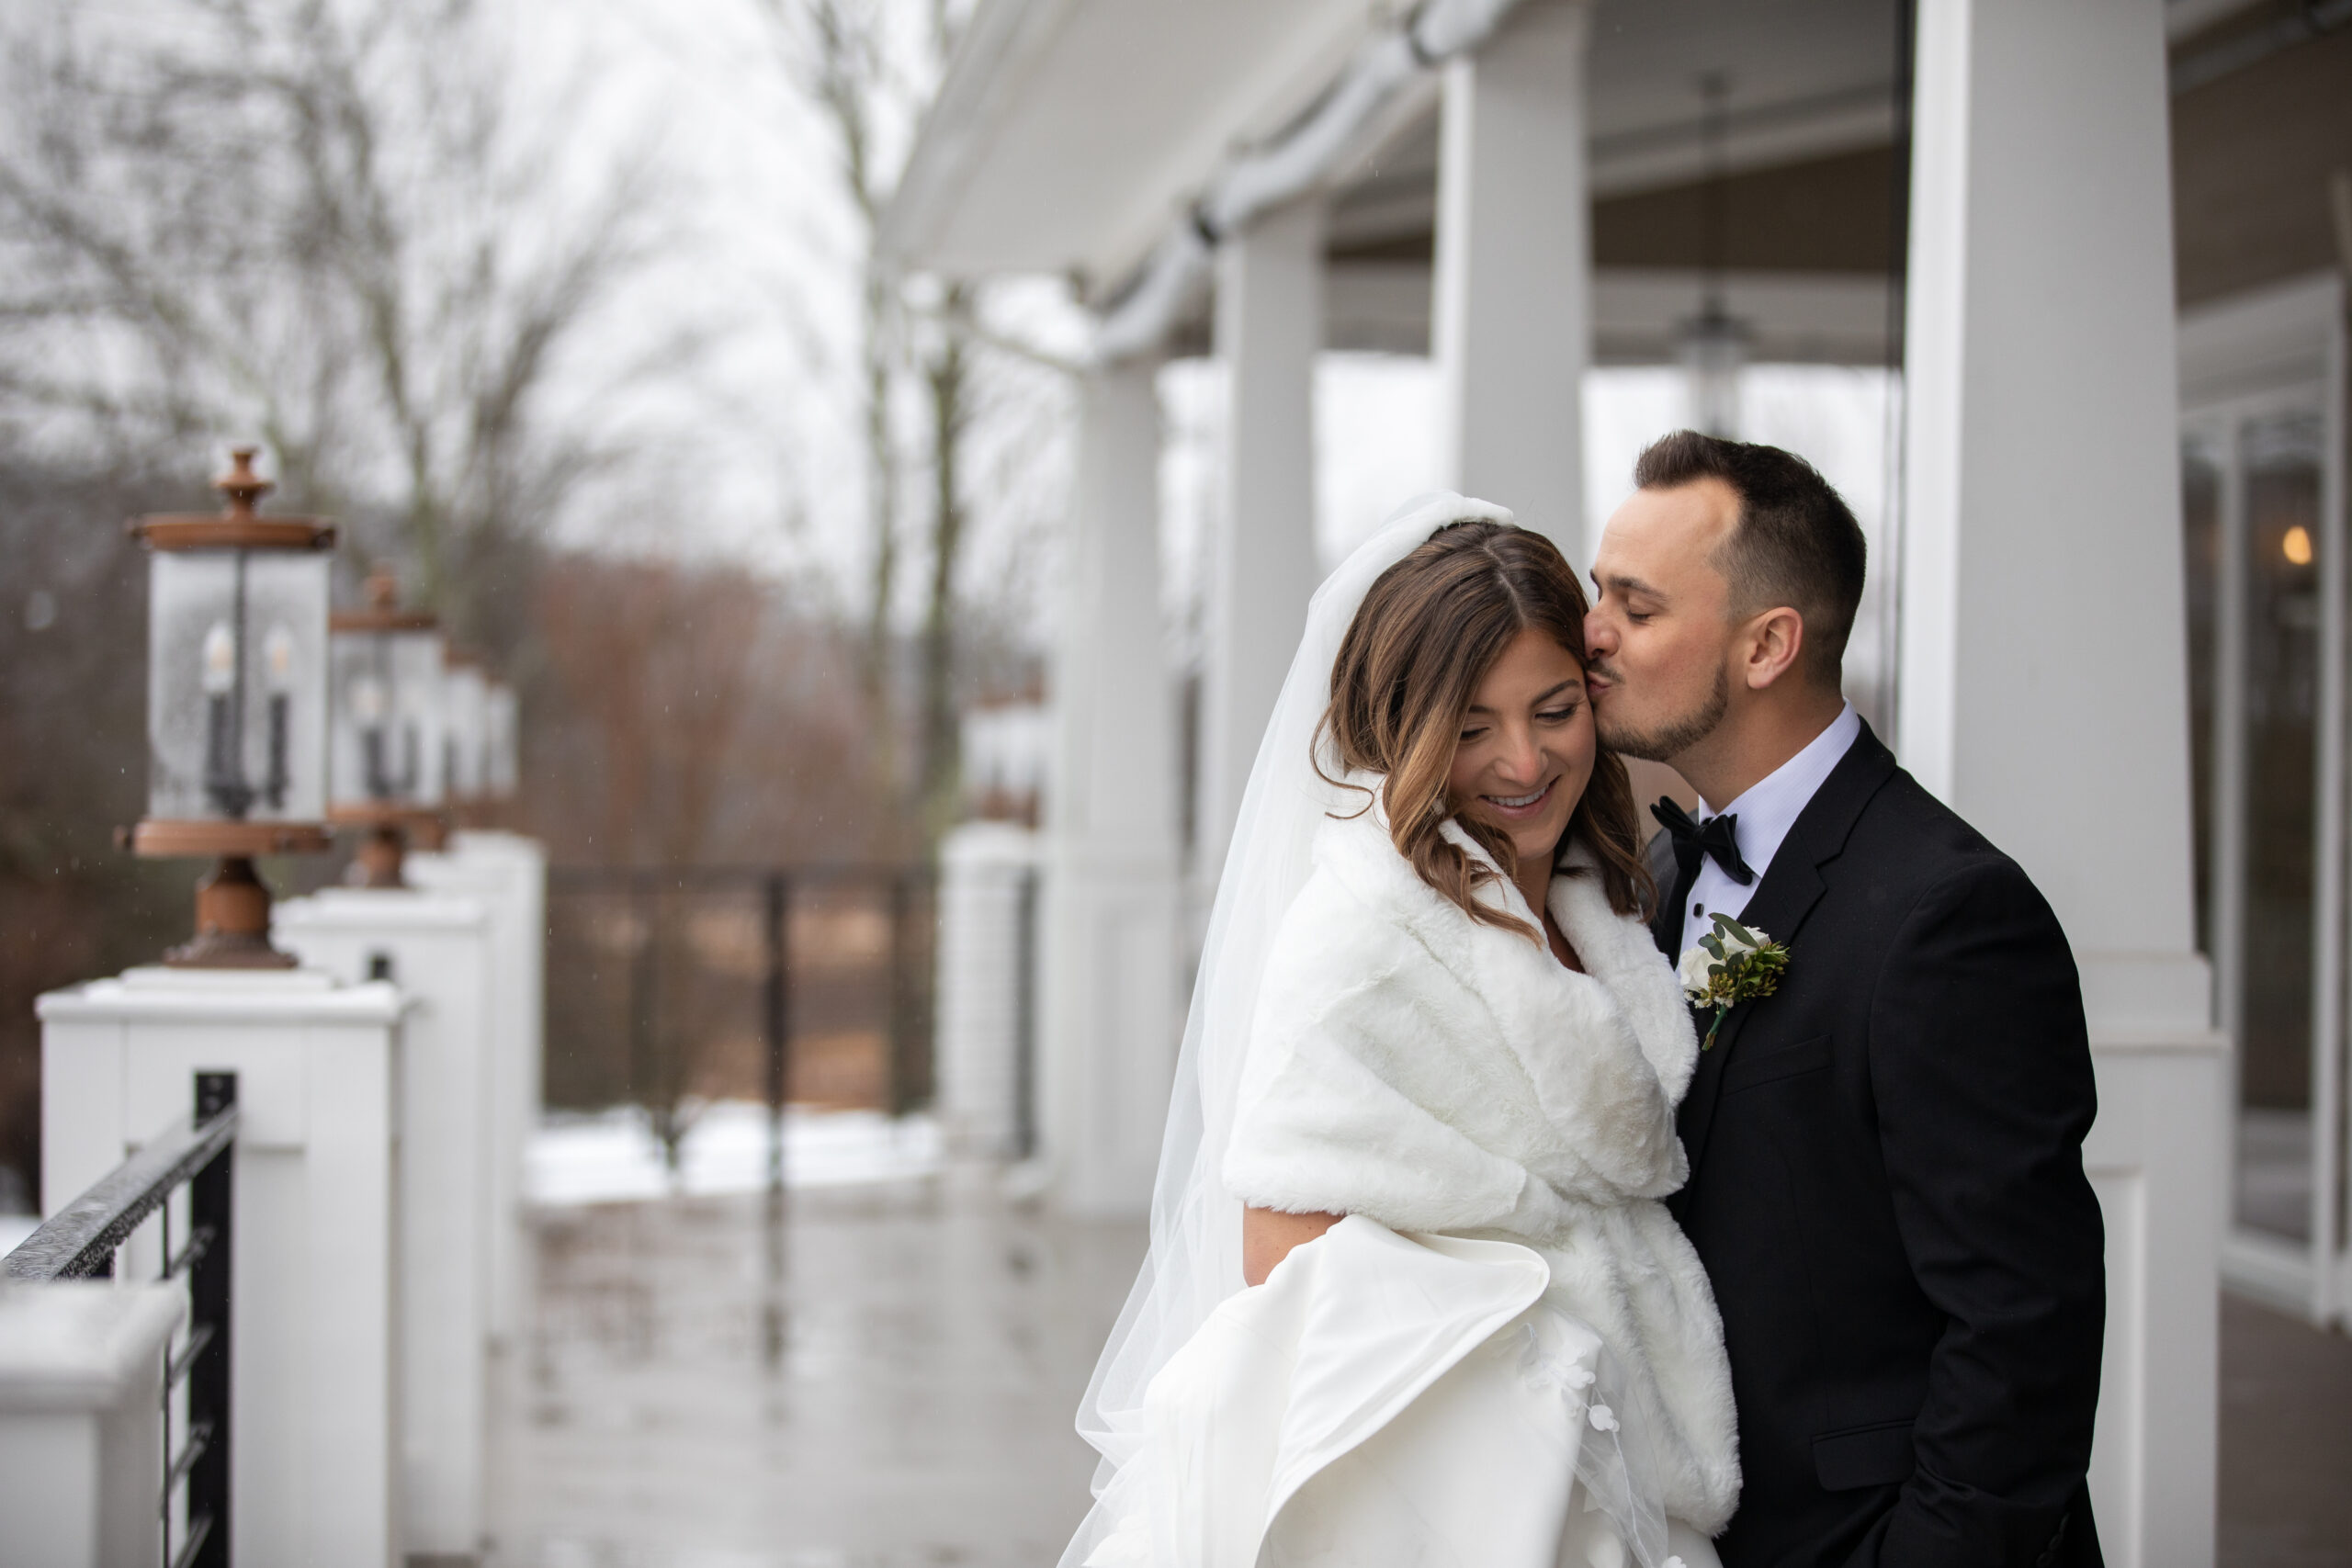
[3,1102,239,1281]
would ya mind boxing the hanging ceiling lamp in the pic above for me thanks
[1676,73,1749,439]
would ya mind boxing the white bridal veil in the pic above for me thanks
[1058,492,1517,1567]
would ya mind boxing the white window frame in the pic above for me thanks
[2179,270,2349,1326]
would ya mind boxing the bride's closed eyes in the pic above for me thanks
[1460,684,1587,742]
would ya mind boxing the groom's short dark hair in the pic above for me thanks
[1633,430,1868,687]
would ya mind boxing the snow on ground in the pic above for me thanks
[0,1106,944,1242]
[526,1100,942,1206]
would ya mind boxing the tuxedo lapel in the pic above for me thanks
[1674,724,1899,1179]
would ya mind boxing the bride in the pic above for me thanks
[1063,495,1738,1568]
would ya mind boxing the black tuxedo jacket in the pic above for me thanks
[1648,723,2105,1568]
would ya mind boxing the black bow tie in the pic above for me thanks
[1652,798,1755,886]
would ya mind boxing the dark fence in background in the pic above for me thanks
[544,866,937,1153]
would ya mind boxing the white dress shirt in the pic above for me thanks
[1674,702,1862,956]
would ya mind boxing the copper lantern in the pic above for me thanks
[329,563,448,886]
[130,447,335,966]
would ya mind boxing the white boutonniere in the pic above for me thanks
[1678,912,1791,1050]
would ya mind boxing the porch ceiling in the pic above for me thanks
[881,0,1380,288]
[886,0,1905,288]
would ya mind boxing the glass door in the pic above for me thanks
[2179,276,2348,1325]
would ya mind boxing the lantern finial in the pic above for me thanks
[215,446,274,518]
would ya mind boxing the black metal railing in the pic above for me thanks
[1012,864,1041,1160]
[545,864,938,1164]
[5,1072,236,1568]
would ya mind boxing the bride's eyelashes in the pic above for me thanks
[1458,704,1580,743]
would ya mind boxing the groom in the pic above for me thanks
[1582,433,2106,1567]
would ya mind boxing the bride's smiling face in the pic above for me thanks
[1446,628,1594,867]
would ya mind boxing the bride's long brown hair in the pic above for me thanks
[1317,520,1654,937]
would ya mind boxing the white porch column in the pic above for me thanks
[1431,0,1593,559]
[1900,5,2225,1567]
[275,889,494,1562]
[1041,362,1182,1215]
[1200,197,1324,881]
[39,968,408,1567]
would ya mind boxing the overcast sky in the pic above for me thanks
[437,1,1898,664]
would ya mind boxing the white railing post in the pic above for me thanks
[406,829,547,1349]
[275,887,495,1562]
[39,967,408,1567]
[0,1282,183,1568]
[935,822,1043,1159]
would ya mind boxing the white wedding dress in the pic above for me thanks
[1061,497,1737,1568]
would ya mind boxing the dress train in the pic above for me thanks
[1090,1217,1719,1568]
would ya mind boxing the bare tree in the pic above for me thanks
[526,551,907,1156]
[0,0,674,645]
[764,0,1069,842]
[759,0,907,790]
[916,281,971,833]
[908,0,975,836]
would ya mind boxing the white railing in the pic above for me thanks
[15,831,544,1568]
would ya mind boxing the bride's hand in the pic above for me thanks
[1242,1206,1342,1286]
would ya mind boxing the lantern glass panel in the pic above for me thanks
[484,682,519,799]
[330,627,447,809]
[443,664,490,801]
[148,547,329,822]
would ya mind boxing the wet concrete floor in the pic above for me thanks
[489,1176,2349,1567]
[490,1171,1144,1567]
[2219,1292,2352,1568]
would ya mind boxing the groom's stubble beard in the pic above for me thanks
[1592,660,1731,764]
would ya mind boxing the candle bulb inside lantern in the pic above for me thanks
[398,685,424,796]
[353,669,390,798]
[263,622,295,809]
[199,619,254,818]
